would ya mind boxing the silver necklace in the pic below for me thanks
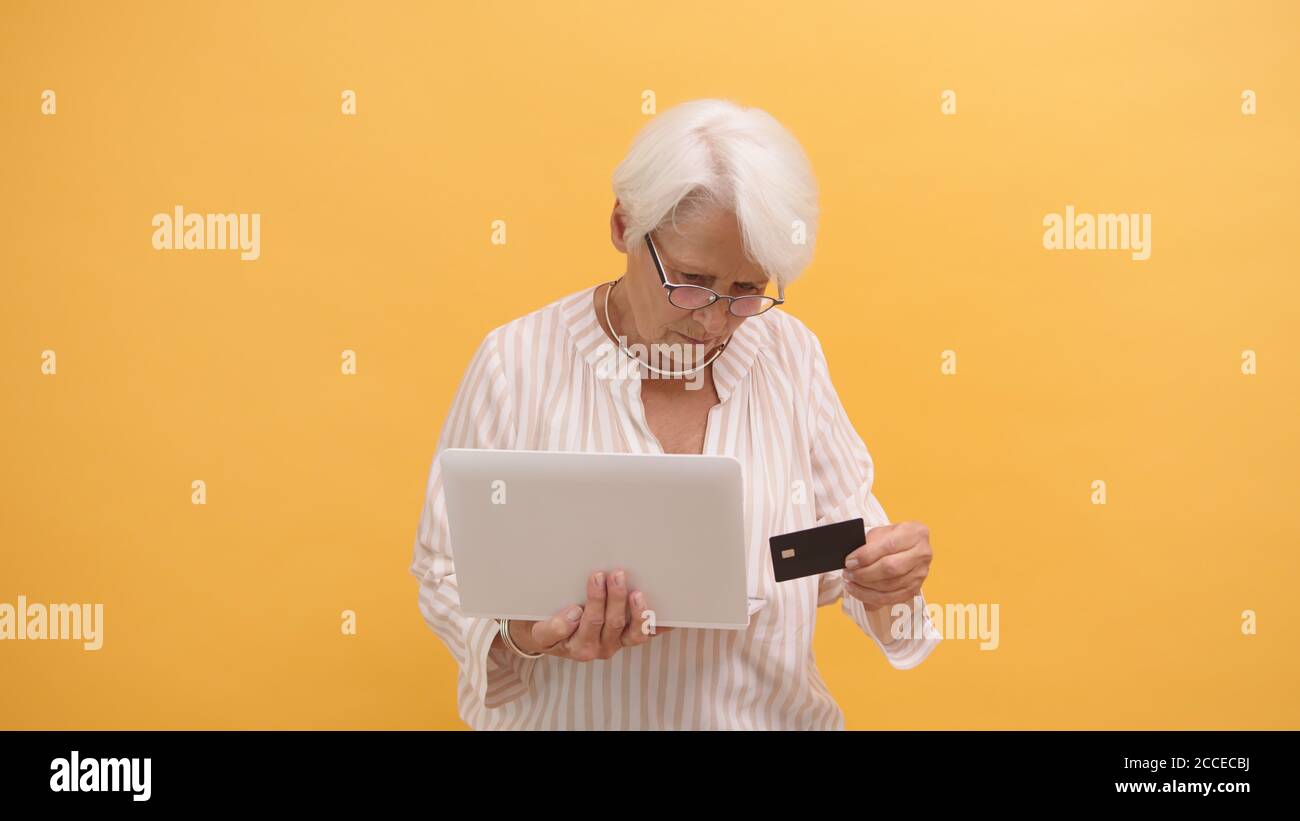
[602,278,728,378]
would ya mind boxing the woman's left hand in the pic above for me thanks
[842,521,933,611]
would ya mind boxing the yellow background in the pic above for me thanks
[2,1,1296,729]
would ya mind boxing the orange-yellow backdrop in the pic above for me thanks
[2,1,1297,729]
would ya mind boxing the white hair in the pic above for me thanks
[611,98,820,290]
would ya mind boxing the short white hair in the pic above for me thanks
[611,98,819,290]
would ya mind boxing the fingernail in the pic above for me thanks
[594,572,605,587]
[632,591,644,608]
[845,557,859,569]
[614,570,625,588]
[565,606,582,622]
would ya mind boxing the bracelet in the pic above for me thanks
[498,618,544,659]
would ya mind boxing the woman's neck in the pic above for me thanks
[608,279,637,346]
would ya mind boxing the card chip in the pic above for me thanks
[781,548,796,559]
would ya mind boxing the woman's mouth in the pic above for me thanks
[675,331,712,346]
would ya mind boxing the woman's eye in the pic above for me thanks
[681,273,704,283]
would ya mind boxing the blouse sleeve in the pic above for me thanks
[806,332,942,670]
[409,329,541,713]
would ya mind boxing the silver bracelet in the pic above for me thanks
[498,618,544,659]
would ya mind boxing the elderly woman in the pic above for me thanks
[411,99,941,730]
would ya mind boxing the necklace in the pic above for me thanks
[602,278,728,378]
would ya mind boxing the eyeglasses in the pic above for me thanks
[644,231,785,317]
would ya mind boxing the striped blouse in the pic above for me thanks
[410,283,941,730]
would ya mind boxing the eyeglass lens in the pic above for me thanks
[668,287,775,317]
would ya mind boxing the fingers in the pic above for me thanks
[847,543,929,586]
[852,560,929,594]
[846,522,932,587]
[600,570,630,655]
[563,571,670,661]
[844,564,929,610]
[845,521,929,571]
[530,605,584,654]
[843,523,932,613]
[845,580,924,611]
[565,571,608,661]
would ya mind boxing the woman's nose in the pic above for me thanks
[694,299,730,333]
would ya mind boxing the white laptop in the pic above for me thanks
[440,448,756,629]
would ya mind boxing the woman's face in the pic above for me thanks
[609,202,772,356]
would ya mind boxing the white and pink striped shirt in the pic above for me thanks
[411,283,940,729]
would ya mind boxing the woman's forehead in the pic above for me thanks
[655,230,767,282]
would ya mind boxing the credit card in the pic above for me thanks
[769,518,866,582]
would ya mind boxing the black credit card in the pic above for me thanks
[769,518,866,582]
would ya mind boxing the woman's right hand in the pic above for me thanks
[509,569,671,661]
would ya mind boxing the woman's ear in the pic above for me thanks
[610,199,629,254]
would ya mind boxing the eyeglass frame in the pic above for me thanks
[643,231,785,317]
